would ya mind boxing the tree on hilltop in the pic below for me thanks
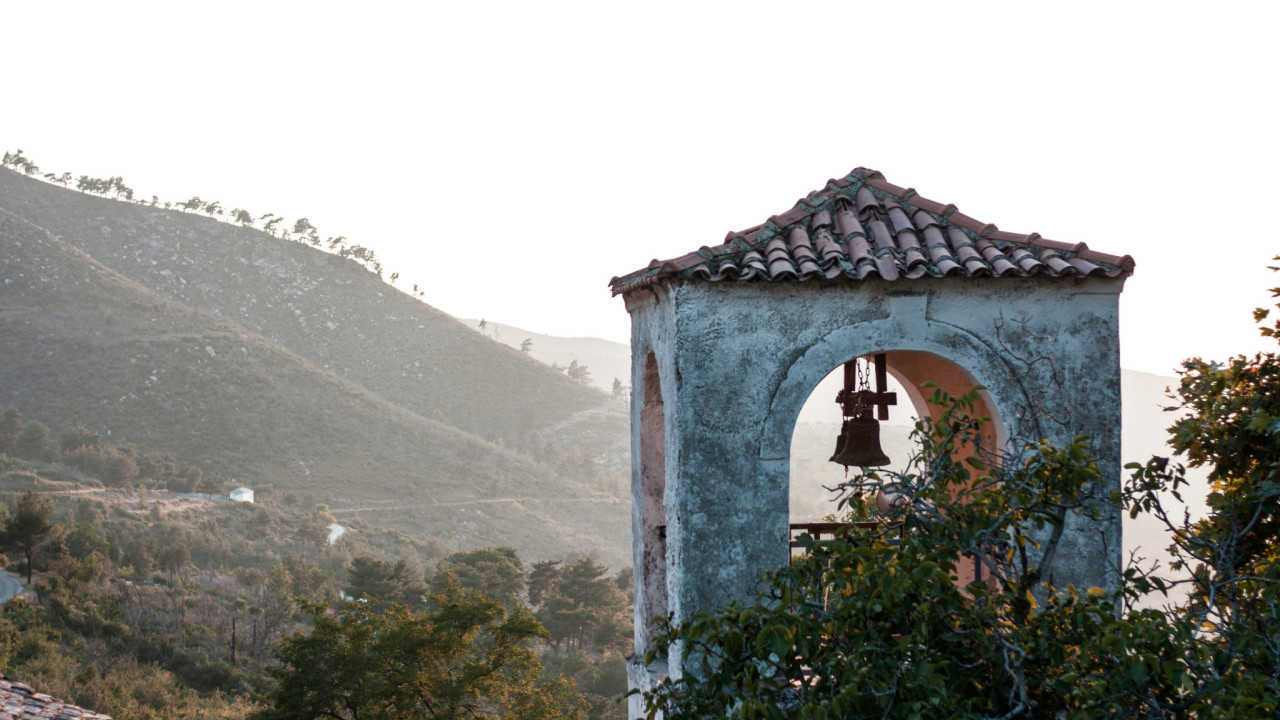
[292,218,319,246]
[109,176,133,201]
[566,360,591,384]
[2,149,39,175]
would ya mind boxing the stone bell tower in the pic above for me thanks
[609,168,1133,716]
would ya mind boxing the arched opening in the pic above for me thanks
[788,363,914,525]
[637,351,667,653]
[788,350,1004,587]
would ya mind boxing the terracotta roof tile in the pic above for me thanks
[610,168,1134,295]
[0,675,113,720]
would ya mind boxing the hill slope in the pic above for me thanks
[0,168,604,443]
[0,194,628,567]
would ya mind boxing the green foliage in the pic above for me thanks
[60,426,102,454]
[0,405,23,454]
[0,407,501,715]
[251,590,587,720]
[347,555,427,608]
[432,546,526,609]
[535,557,630,653]
[566,359,592,384]
[1,149,39,175]
[14,420,48,460]
[5,490,54,583]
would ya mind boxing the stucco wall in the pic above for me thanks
[625,275,1124,704]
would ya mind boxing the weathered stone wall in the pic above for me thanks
[625,275,1124,710]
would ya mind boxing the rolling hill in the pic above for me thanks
[0,169,628,568]
[0,168,603,443]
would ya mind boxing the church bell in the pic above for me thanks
[829,415,890,467]
[829,354,895,469]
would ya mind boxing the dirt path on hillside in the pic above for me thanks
[330,495,622,514]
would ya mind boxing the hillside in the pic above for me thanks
[0,167,605,443]
[0,179,629,568]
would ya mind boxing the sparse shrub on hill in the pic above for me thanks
[0,407,22,454]
[14,421,48,461]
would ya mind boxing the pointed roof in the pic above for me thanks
[609,168,1134,296]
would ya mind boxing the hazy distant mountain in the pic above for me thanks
[0,169,627,568]
[465,319,631,394]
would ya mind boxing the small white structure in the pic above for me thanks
[230,487,254,503]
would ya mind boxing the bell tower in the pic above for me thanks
[610,168,1133,717]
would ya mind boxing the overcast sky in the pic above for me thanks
[3,2,1277,375]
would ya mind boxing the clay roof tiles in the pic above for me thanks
[0,676,113,720]
[609,168,1134,296]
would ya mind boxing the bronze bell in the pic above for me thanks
[829,415,890,468]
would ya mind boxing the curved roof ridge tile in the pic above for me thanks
[974,237,1017,276]
[855,187,881,214]
[768,258,799,279]
[1042,255,1074,274]
[947,210,987,235]
[834,206,866,239]
[886,205,916,234]
[908,195,948,216]
[904,264,931,280]
[865,176,911,198]
[811,225,843,262]
[910,208,941,229]
[1030,237,1086,254]
[609,168,1133,295]
[847,234,873,266]
[869,220,897,254]
[1007,247,1044,273]
[1067,257,1104,275]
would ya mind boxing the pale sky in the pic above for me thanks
[3,2,1277,375]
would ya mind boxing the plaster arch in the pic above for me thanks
[761,316,1034,465]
